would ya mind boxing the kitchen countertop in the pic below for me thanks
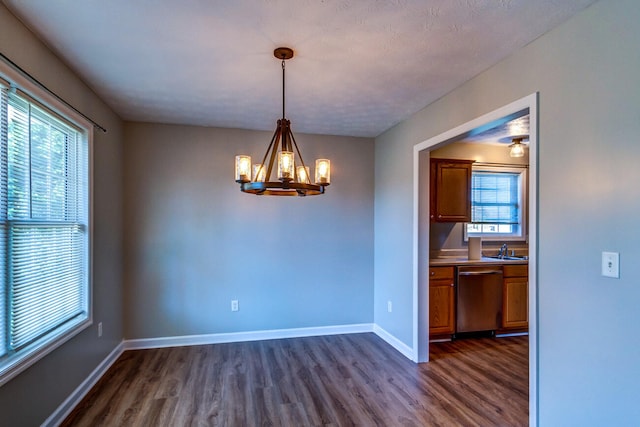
[429,256,528,266]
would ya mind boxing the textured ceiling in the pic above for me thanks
[2,0,596,137]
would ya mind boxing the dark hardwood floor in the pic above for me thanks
[62,333,528,426]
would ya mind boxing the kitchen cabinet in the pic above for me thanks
[429,266,455,337]
[502,265,528,329]
[430,158,474,222]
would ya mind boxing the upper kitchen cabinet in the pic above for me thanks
[430,158,474,222]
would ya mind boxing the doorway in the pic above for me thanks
[412,93,538,425]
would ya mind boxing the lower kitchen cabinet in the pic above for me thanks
[429,267,455,336]
[502,265,528,329]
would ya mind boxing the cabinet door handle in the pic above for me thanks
[430,271,435,276]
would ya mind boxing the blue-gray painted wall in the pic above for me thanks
[123,123,375,339]
[0,5,124,426]
[374,0,640,424]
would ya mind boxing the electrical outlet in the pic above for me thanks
[602,252,620,278]
[387,300,392,313]
[231,300,239,312]
[98,322,103,337]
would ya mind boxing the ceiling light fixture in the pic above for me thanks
[508,135,527,158]
[235,47,330,196]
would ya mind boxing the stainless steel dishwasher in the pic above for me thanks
[456,266,503,334]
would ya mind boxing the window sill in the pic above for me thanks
[0,316,91,387]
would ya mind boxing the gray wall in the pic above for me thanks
[374,0,640,424]
[123,123,374,339]
[0,4,124,426]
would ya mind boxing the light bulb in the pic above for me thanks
[315,159,331,185]
[278,151,294,180]
[297,166,310,183]
[510,142,525,158]
[235,155,251,182]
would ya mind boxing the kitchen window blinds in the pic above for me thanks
[471,171,519,225]
[467,167,526,239]
[0,79,89,383]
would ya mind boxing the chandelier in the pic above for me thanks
[235,47,330,196]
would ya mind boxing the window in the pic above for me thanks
[465,166,526,240]
[0,77,90,385]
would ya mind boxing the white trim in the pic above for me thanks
[412,93,538,426]
[373,324,416,361]
[527,95,539,427]
[0,317,92,387]
[429,338,452,343]
[0,59,93,132]
[124,323,375,351]
[0,62,94,388]
[42,341,125,427]
[412,146,421,363]
[496,331,529,338]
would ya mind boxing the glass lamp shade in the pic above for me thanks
[235,155,251,182]
[253,164,266,182]
[509,142,525,158]
[315,159,330,185]
[297,166,310,184]
[278,151,294,180]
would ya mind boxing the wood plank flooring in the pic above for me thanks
[61,333,528,426]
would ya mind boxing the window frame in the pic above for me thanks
[0,63,93,387]
[464,165,527,242]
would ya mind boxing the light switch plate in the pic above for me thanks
[602,252,620,278]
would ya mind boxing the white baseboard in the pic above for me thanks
[373,324,416,361]
[43,341,124,427]
[124,323,375,350]
[496,331,529,338]
[429,338,452,343]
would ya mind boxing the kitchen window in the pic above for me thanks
[465,166,527,241]
[0,74,90,385]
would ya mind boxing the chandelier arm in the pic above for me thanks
[283,126,300,182]
[280,120,291,152]
[259,125,281,182]
[289,130,309,181]
[266,127,282,181]
[279,121,298,182]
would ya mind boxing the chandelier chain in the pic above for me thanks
[281,58,286,119]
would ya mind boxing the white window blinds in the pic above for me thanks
[0,82,88,369]
[471,171,520,225]
[0,84,7,358]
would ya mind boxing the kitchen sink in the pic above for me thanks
[486,255,528,261]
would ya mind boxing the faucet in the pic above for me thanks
[498,243,508,258]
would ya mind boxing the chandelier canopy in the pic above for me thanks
[235,47,330,196]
